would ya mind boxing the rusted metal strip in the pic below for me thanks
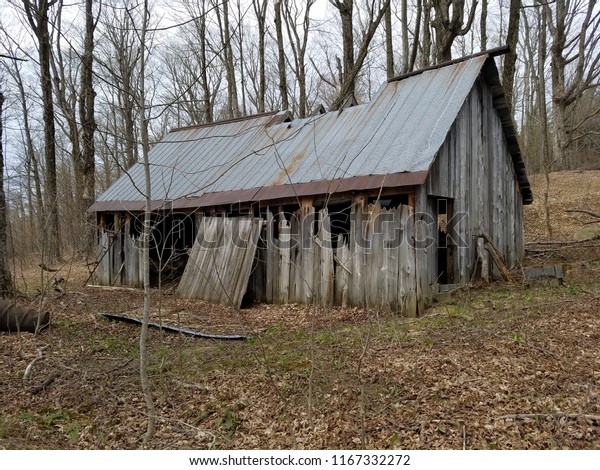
[89,171,429,212]
[98,312,250,340]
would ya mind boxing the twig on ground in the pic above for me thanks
[86,284,142,292]
[565,209,600,220]
[106,357,134,374]
[526,243,600,253]
[526,239,600,246]
[23,345,49,382]
[519,299,579,310]
[38,263,59,272]
[30,372,59,394]
[498,413,600,422]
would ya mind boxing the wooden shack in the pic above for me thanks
[90,48,532,316]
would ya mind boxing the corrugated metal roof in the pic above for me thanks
[93,54,529,211]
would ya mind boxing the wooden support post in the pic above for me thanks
[481,233,512,282]
[476,237,489,282]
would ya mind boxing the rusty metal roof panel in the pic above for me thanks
[96,55,512,210]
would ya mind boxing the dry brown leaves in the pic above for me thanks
[0,170,599,450]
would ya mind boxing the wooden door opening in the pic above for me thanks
[436,198,455,285]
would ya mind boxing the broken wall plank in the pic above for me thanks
[177,217,262,308]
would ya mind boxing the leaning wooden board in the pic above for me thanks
[177,217,263,308]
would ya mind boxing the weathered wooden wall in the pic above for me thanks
[247,198,419,316]
[96,214,143,287]
[425,77,524,290]
[95,75,525,315]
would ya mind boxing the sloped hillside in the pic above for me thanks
[0,171,598,450]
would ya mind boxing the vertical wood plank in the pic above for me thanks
[98,231,110,285]
[290,209,300,302]
[319,208,334,306]
[265,209,275,303]
[334,234,350,307]
[384,206,399,311]
[300,201,315,304]
[350,196,366,307]
[399,204,417,317]
[279,218,291,303]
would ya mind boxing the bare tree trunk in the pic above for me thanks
[216,0,240,118]
[431,0,478,63]
[540,0,600,169]
[97,1,141,170]
[10,62,44,229]
[199,13,214,123]
[274,0,289,110]
[538,7,552,237]
[422,1,432,67]
[501,0,520,114]
[330,0,355,95]
[78,0,97,256]
[282,0,314,117]
[23,0,61,261]
[400,0,409,73]
[252,0,267,113]
[48,0,96,256]
[408,0,422,72]
[330,0,391,110]
[173,0,215,124]
[235,0,247,116]
[480,0,487,50]
[139,0,155,446]
[0,92,14,297]
[385,1,395,78]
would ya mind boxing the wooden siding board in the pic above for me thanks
[265,209,275,303]
[290,210,301,303]
[334,236,350,307]
[350,196,366,307]
[414,186,428,315]
[301,203,315,303]
[425,196,438,301]
[383,208,399,310]
[278,218,291,304]
[399,204,417,316]
[97,231,110,285]
[318,208,334,306]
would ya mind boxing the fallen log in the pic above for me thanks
[97,312,250,340]
[0,299,50,333]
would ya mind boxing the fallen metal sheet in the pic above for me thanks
[524,265,564,288]
[98,312,250,340]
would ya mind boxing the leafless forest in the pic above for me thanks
[0,0,599,449]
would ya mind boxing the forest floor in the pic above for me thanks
[1,170,599,450]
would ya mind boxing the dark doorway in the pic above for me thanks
[436,198,455,285]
